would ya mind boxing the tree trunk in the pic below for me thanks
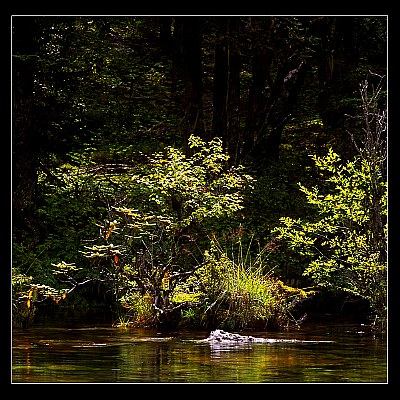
[243,17,311,164]
[227,18,241,165]
[159,16,172,44]
[173,17,205,144]
[12,17,40,242]
[211,17,242,164]
[261,61,310,161]
[211,19,228,140]
[243,18,273,159]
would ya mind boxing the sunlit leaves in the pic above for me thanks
[12,267,70,320]
[72,135,255,327]
[52,261,82,275]
[133,135,254,227]
[272,147,387,317]
[80,244,121,260]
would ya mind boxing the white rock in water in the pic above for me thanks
[206,329,258,342]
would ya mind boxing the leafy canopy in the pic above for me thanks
[129,135,255,228]
[272,147,387,318]
[65,135,255,327]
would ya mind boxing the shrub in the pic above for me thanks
[272,148,387,324]
[66,135,255,328]
[12,267,68,327]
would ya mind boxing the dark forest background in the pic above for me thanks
[12,16,387,327]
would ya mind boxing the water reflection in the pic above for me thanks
[12,318,387,383]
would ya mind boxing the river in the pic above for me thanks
[11,314,387,383]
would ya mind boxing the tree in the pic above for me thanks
[173,17,205,141]
[12,17,40,242]
[12,17,387,327]
[272,78,387,328]
[60,135,254,328]
[53,135,313,330]
[314,17,387,159]
[211,18,229,142]
[211,17,242,164]
[241,17,315,163]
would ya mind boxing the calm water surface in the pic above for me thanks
[12,316,387,383]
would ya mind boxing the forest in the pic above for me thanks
[12,16,387,332]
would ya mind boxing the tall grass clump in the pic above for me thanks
[189,231,314,331]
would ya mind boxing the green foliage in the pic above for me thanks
[13,17,387,329]
[185,234,313,330]
[12,154,113,327]
[132,135,254,227]
[12,267,69,327]
[272,148,387,320]
[116,292,154,328]
[74,135,255,327]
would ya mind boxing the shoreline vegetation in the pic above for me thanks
[12,16,387,333]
